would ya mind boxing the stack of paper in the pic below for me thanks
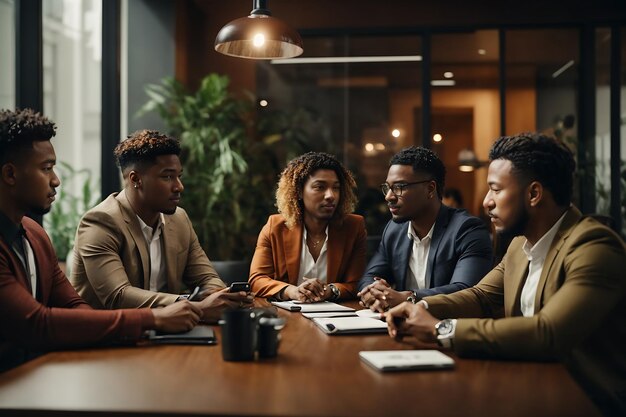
[271,300,354,313]
[312,316,388,335]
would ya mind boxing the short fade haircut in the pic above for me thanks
[0,108,56,165]
[276,152,357,229]
[488,133,575,206]
[114,129,180,173]
[390,146,446,199]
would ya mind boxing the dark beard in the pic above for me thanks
[497,207,529,241]
[29,206,51,216]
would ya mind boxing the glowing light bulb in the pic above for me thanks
[259,100,268,107]
[365,143,374,152]
[253,33,265,47]
[391,129,400,138]
[433,133,443,143]
[443,72,454,79]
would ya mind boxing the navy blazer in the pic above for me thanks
[358,205,493,298]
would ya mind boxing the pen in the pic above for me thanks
[188,286,201,301]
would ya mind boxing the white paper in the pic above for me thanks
[271,300,354,313]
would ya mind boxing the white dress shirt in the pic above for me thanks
[297,226,329,285]
[406,222,435,291]
[12,237,38,298]
[137,214,167,293]
[520,211,568,317]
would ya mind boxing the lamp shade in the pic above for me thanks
[214,2,303,60]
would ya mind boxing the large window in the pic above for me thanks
[42,0,102,258]
[0,0,15,109]
[257,35,423,235]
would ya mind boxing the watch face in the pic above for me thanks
[436,319,453,336]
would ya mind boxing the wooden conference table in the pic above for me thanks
[0,301,601,417]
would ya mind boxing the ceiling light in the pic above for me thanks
[433,133,443,143]
[215,0,303,60]
[443,72,454,79]
[259,99,268,107]
[458,149,488,172]
[271,55,422,65]
[431,80,456,87]
[552,60,575,78]
[391,129,400,138]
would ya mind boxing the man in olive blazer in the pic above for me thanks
[249,213,366,299]
[71,189,225,309]
[386,134,626,416]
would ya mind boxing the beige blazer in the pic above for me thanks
[70,190,225,309]
[425,207,626,415]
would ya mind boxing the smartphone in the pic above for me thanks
[229,282,251,293]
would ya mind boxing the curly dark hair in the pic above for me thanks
[276,152,358,228]
[0,108,56,164]
[489,133,575,206]
[114,129,181,172]
[390,146,446,199]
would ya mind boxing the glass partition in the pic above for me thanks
[257,34,422,235]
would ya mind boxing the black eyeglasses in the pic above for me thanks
[380,179,433,197]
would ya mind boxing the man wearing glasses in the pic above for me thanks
[358,146,493,312]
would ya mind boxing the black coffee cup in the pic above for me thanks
[219,308,257,361]
[258,317,286,358]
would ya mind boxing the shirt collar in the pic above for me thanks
[522,211,568,261]
[136,213,165,237]
[0,210,25,245]
[407,221,435,243]
[303,225,329,243]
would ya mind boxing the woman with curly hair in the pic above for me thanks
[249,152,366,301]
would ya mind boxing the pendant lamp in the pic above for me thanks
[214,0,303,60]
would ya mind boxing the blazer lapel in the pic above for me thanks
[117,191,151,290]
[283,222,303,284]
[532,207,581,313]
[326,220,345,284]
[425,206,449,288]
[505,246,529,317]
[162,216,180,293]
[395,223,412,291]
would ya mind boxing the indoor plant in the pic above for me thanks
[138,74,275,262]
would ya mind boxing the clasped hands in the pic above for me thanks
[283,277,333,303]
[357,277,412,313]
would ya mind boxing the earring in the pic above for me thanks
[134,184,138,189]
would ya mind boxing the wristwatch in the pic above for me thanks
[327,283,340,301]
[434,319,455,349]
[406,290,419,304]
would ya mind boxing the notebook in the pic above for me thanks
[359,350,455,372]
[271,300,355,313]
[147,326,217,345]
[312,316,388,335]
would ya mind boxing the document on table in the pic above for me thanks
[312,316,388,335]
[146,326,217,345]
[359,350,455,372]
[271,300,355,313]
[302,309,384,319]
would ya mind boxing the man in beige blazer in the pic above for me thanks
[386,133,626,417]
[71,130,252,322]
